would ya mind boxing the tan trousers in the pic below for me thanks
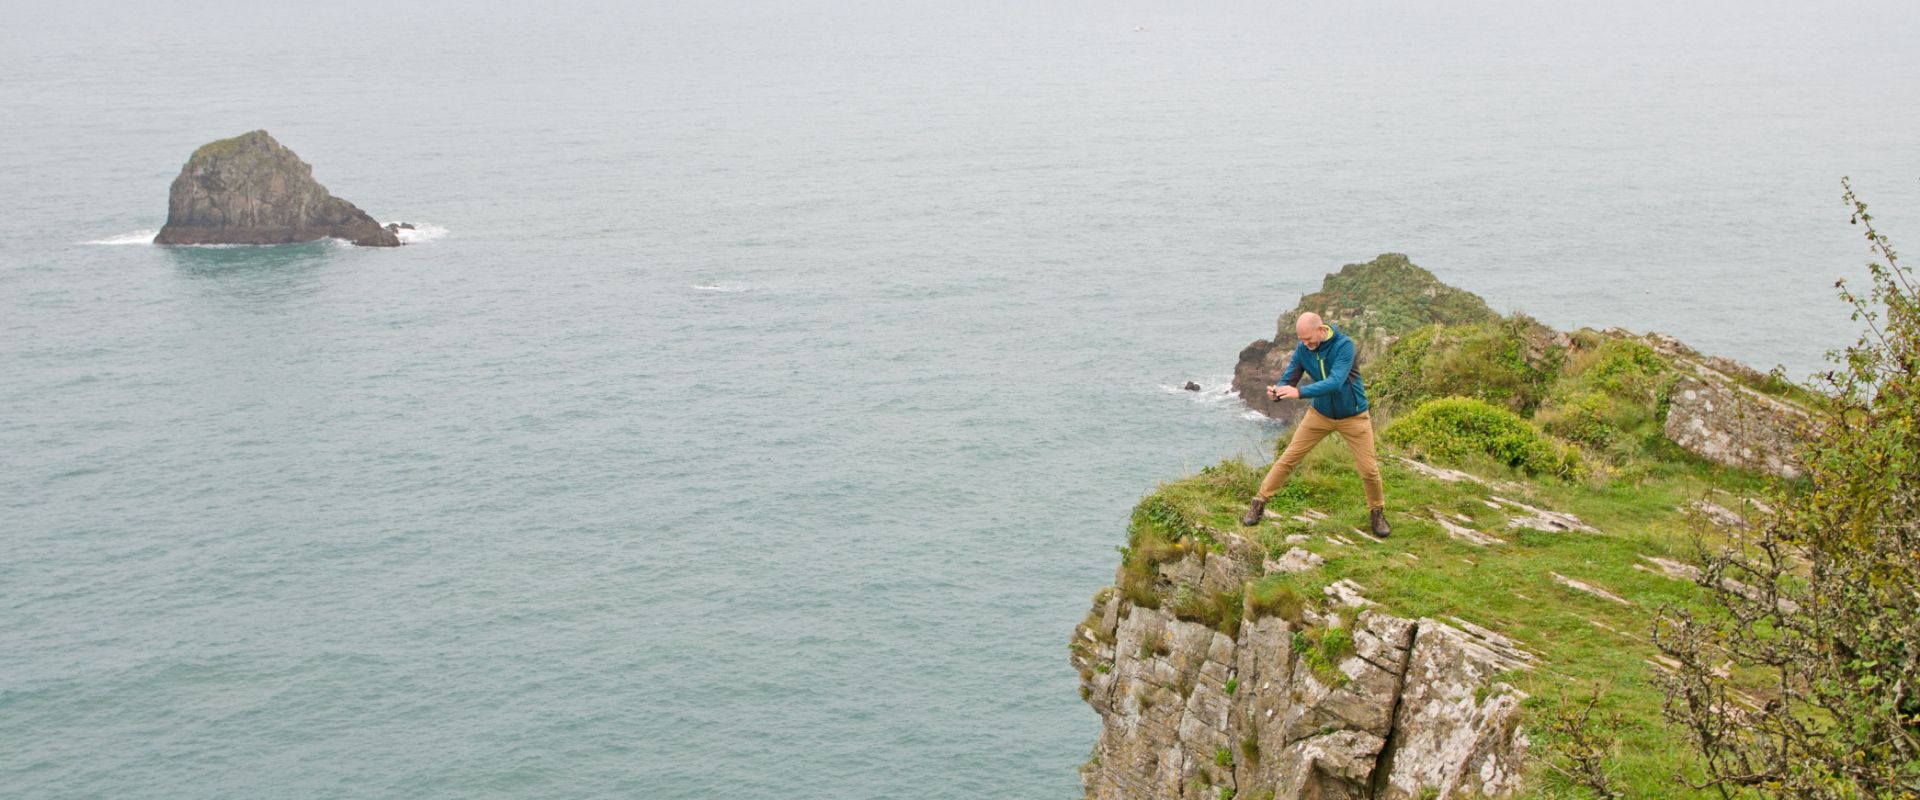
[1257,408,1386,510]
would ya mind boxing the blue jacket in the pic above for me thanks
[1276,324,1369,419]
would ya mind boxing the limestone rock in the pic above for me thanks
[155,130,400,247]
[1073,538,1535,800]
[1635,331,1808,478]
[1374,622,1534,799]
[1264,547,1323,574]
[1660,371,1807,478]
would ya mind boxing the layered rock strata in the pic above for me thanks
[1070,536,1535,800]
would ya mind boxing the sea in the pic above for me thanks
[2,1,1917,797]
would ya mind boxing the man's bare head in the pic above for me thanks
[1295,312,1329,348]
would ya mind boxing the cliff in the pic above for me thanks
[1072,535,1535,799]
[1075,257,1820,798]
[154,130,400,247]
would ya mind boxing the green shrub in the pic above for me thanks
[1384,396,1584,479]
[1536,390,1619,449]
[1369,319,1560,415]
[1369,324,1443,408]
[1317,626,1354,668]
[1116,534,1184,609]
[1535,337,1676,464]
[1583,338,1667,396]
[1650,181,1920,798]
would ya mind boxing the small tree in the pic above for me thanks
[1652,179,1920,799]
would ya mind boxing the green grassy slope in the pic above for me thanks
[1121,425,1775,797]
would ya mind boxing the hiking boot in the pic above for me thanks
[1369,507,1392,538]
[1240,497,1268,527]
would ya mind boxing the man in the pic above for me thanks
[1241,311,1391,537]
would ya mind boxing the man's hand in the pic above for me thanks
[1267,385,1301,401]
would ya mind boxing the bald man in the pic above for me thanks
[1241,312,1391,537]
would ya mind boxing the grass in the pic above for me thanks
[1121,429,1777,798]
[190,130,275,161]
[1173,585,1246,636]
[1293,622,1356,686]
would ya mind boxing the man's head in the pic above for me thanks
[1295,312,1332,349]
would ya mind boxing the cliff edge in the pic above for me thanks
[1075,257,1820,798]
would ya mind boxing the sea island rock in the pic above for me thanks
[154,130,400,247]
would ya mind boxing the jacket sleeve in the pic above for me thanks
[1296,340,1354,399]
[1275,345,1304,387]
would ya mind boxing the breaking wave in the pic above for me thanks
[389,223,448,245]
[83,230,158,245]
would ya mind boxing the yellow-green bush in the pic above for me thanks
[1582,338,1667,396]
[1537,390,1620,449]
[1384,396,1584,479]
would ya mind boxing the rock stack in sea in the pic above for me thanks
[154,130,400,247]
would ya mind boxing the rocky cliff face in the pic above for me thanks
[154,130,400,247]
[1642,333,1810,478]
[1070,536,1535,800]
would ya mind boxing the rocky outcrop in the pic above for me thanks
[1234,255,1499,421]
[1232,257,1814,479]
[1071,537,1534,800]
[1641,333,1810,478]
[154,130,400,247]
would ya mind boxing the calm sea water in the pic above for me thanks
[3,2,1917,797]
